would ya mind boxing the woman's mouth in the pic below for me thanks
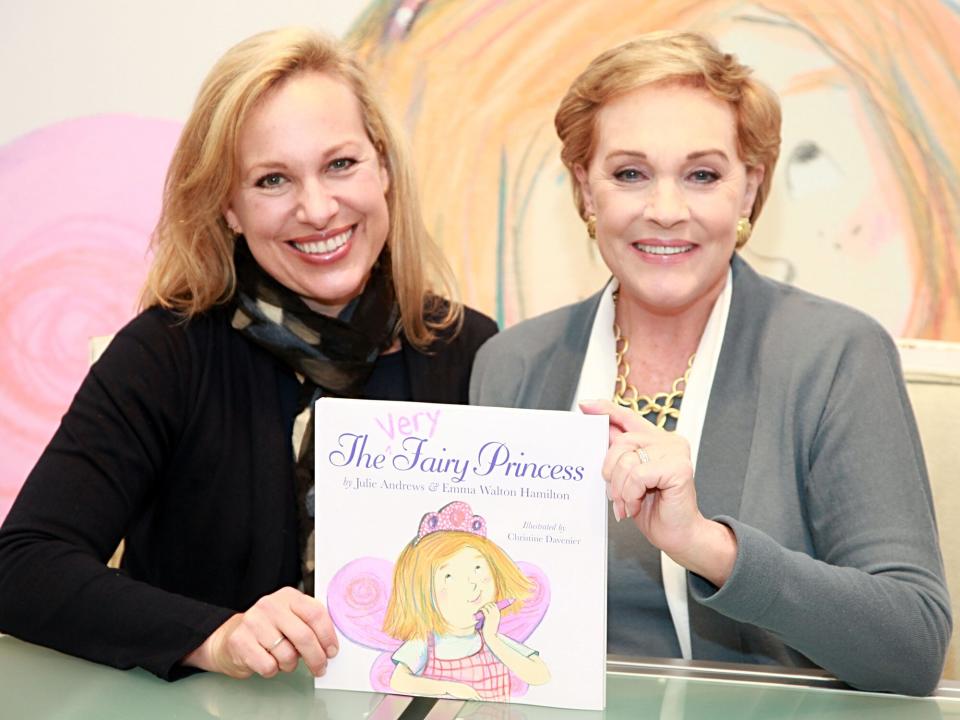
[632,242,694,256]
[290,226,354,255]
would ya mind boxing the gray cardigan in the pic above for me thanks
[470,256,951,695]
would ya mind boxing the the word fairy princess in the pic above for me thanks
[383,502,551,701]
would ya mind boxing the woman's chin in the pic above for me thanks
[294,274,370,315]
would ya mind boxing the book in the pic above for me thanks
[313,398,608,711]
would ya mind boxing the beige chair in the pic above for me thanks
[898,339,960,681]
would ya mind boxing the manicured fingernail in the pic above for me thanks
[612,503,622,522]
[326,645,338,659]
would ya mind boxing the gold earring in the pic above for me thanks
[586,214,597,240]
[736,217,752,248]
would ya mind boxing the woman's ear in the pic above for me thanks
[379,160,390,195]
[375,141,390,195]
[574,164,595,216]
[223,206,241,235]
[742,165,765,217]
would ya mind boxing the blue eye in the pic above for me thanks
[255,173,286,188]
[690,169,720,184]
[330,157,356,171]
[613,168,644,182]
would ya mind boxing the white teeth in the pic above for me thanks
[293,227,353,254]
[634,243,692,255]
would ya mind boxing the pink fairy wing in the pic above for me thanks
[499,561,551,698]
[326,556,401,652]
[369,651,398,693]
[499,561,551,642]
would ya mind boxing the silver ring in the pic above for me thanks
[267,635,285,652]
[635,447,650,464]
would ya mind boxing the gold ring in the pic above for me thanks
[267,636,285,652]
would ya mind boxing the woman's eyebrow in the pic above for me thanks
[686,149,729,161]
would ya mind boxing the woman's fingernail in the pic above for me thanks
[325,645,338,659]
[612,503,622,522]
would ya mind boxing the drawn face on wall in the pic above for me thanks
[346,0,952,337]
[713,15,913,332]
[433,546,496,633]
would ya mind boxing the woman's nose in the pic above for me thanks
[295,179,339,227]
[643,179,689,227]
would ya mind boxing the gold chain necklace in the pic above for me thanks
[613,321,695,430]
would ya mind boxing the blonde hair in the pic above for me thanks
[555,30,781,229]
[383,531,534,641]
[141,26,460,347]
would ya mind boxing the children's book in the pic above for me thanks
[313,398,608,711]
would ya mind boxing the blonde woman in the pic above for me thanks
[471,32,950,695]
[0,28,496,681]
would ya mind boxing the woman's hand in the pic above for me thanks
[580,399,737,586]
[183,586,338,679]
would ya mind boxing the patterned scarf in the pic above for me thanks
[230,238,400,593]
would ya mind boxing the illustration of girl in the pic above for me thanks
[382,501,551,701]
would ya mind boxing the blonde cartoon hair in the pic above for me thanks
[383,531,534,641]
[555,30,782,230]
[141,26,461,348]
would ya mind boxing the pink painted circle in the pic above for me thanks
[0,115,181,520]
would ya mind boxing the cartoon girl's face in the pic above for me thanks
[433,545,496,633]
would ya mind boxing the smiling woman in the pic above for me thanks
[471,31,951,696]
[0,27,496,682]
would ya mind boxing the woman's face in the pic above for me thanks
[224,71,390,315]
[576,82,761,317]
[433,546,496,633]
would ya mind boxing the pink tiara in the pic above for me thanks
[417,501,486,540]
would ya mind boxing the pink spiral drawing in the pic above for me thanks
[0,115,181,521]
[344,573,385,610]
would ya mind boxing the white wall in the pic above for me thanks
[0,0,366,145]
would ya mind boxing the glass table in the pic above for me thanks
[2,636,957,719]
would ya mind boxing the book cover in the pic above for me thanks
[313,398,608,711]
